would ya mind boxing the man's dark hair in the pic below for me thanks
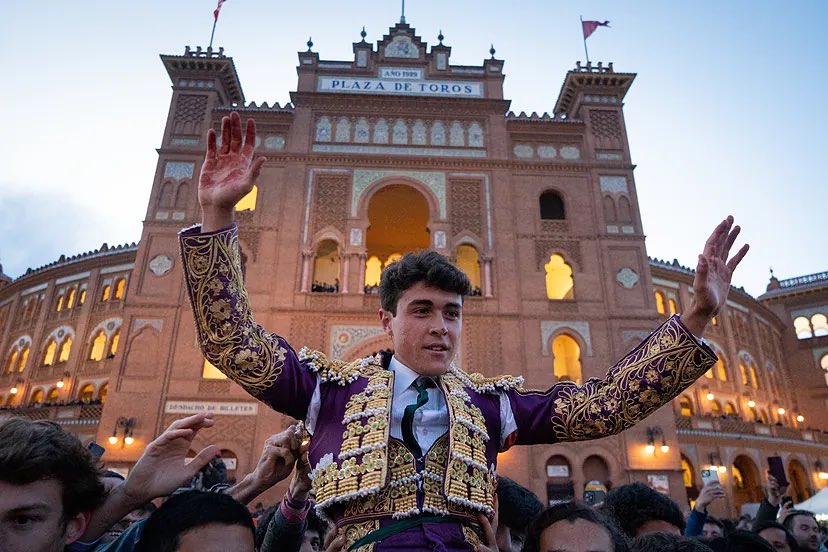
[703,515,726,534]
[706,530,775,552]
[601,482,685,538]
[307,504,329,538]
[754,521,798,550]
[0,417,105,519]
[631,533,713,551]
[782,509,818,531]
[135,491,253,552]
[379,250,471,314]
[497,476,543,537]
[526,501,629,552]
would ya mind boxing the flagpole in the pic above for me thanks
[209,18,218,49]
[580,15,590,64]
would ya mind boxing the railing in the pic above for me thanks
[675,414,828,444]
[778,271,828,289]
[0,402,103,425]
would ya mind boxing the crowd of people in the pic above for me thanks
[1,413,826,552]
[311,280,339,293]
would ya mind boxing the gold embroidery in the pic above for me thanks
[463,524,481,549]
[342,520,379,552]
[180,227,284,397]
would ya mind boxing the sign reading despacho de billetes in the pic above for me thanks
[318,76,483,98]
[164,401,258,416]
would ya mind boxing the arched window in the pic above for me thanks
[30,389,44,405]
[46,388,60,404]
[315,116,331,142]
[704,367,714,379]
[89,330,107,362]
[545,254,574,299]
[725,402,737,416]
[679,395,694,416]
[78,384,95,402]
[739,362,750,387]
[811,314,828,337]
[749,365,760,389]
[101,285,111,302]
[455,245,481,292]
[655,291,666,314]
[668,298,678,315]
[66,288,76,309]
[603,196,616,223]
[174,182,190,209]
[98,383,108,404]
[235,185,258,212]
[55,294,64,312]
[202,359,228,380]
[582,455,610,484]
[822,354,828,386]
[5,349,18,374]
[539,191,565,220]
[17,345,29,372]
[552,334,582,384]
[545,455,574,503]
[617,195,633,222]
[78,289,86,306]
[710,400,722,417]
[113,278,127,300]
[681,456,696,488]
[108,330,120,358]
[58,337,72,363]
[312,240,340,293]
[715,357,728,381]
[42,339,57,366]
[159,181,174,208]
[364,256,382,288]
[794,316,812,339]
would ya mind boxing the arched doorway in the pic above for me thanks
[364,185,430,289]
[732,455,763,510]
[552,334,582,384]
[582,455,611,498]
[545,454,574,506]
[312,239,340,292]
[682,455,699,502]
[787,459,811,503]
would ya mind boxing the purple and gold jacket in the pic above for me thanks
[179,224,716,551]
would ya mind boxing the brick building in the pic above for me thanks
[1,21,826,515]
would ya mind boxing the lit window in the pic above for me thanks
[716,358,728,381]
[312,240,340,292]
[812,314,828,337]
[101,285,111,302]
[114,278,127,300]
[55,295,64,312]
[679,396,694,416]
[108,330,120,358]
[725,402,737,416]
[822,354,828,386]
[710,400,722,417]
[539,191,565,220]
[668,298,678,315]
[202,359,228,380]
[364,256,382,287]
[711,316,718,326]
[545,254,574,300]
[732,465,745,489]
[739,362,749,386]
[794,316,812,339]
[655,291,666,314]
[4,350,17,374]
[42,339,57,366]
[552,334,582,384]
[704,367,714,379]
[98,383,108,404]
[58,337,72,363]
[78,384,95,402]
[455,245,481,291]
[384,253,402,267]
[66,288,76,309]
[30,389,44,405]
[17,346,29,372]
[78,289,86,306]
[681,457,695,487]
[749,365,759,389]
[46,388,60,404]
[235,185,258,212]
[89,331,106,361]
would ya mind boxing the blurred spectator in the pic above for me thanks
[526,501,629,552]
[707,530,776,552]
[602,482,685,538]
[684,481,726,538]
[735,515,752,531]
[495,476,543,552]
[631,532,713,551]
[702,517,726,540]
[754,520,797,552]
[782,511,820,552]
[753,474,787,530]
[0,418,106,552]
[133,491,254,552]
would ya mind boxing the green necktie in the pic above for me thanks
[401,377,435,458]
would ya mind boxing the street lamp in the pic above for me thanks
[108,417,136,447]
[646,427,669,455]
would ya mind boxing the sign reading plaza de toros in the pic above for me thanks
[318,66,483,97]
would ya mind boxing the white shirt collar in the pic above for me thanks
[389,355,426,396]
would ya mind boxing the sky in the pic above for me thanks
[1,1,826,297]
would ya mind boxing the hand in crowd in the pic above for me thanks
[694,480,726,513]
[321,528,346,552]
[227,424,303,505]
[766,473,789,507]
[476,495,499,552]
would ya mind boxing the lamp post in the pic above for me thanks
[108,416,137,447]
[646,427,669,455]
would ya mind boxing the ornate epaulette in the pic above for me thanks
[298,347,383,385]
[447,364,524,394]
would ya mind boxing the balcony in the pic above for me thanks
[0,402,103,428]
[675,414,828,445]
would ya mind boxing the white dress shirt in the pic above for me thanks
[305,355,517,452]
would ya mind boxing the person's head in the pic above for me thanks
[754,521,796,552]
[300,506,328,552]
[496,477,543,551]
[601,482,685,538]
[702,516,725,540]
[706,530,775,552]
[630,532,713,551]
[378,250,471,376]
[734,515,751,531]
[527,501,629,552]
[783,510,819,551]
[0,418,105,552]
[135,491,254,552]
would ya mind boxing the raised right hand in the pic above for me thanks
[199,111,266,231]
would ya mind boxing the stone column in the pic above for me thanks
[481,255,493,298]
[300,250,314,293]
[341,255,350,294]
[358,253,367,294]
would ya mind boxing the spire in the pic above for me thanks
[400,0,406,23]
